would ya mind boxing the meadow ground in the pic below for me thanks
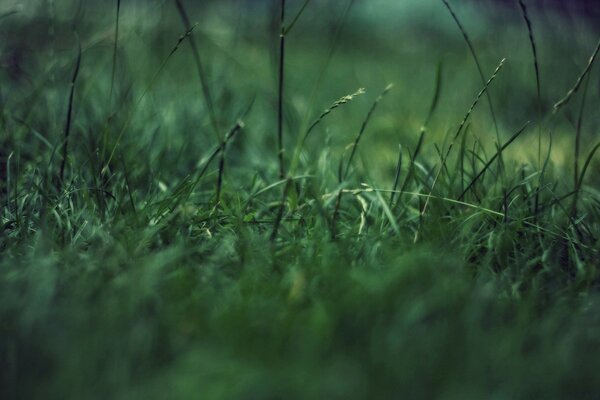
[1,0,600,398]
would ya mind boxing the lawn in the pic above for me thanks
[1,0,600,398]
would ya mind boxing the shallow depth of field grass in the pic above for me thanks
[1,0,600,398]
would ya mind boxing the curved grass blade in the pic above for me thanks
[458,121,530,201]
[553,37,600,113]
[420,58,505,220]
[59,35,82,185]
[441,0,501,144]
[174,0,220,139]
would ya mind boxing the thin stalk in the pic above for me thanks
[273,87,363,240]
[109,0,121,107]
[393,128,426,215]
[174,0,220,140]
[458,121,530,201]
[102,23,199,175]
[151,121,243,220]
[441,0,501,145]
[519,0,544,218]
[216,140,226,204]
[518,0,542,169]
[277,0,286,178]
[270,176,292,241]
[571,73,591,218]
[196,122,243,187]
[389,144,403,208]
[419,58,505,221]
[331,84,392,239]
[289,88,365,173]
[119,154,136,215]
[343,84,393,180]
[59,36,82,185]
[300,0,355,131]
[553,37,600,113]
[6,152,13,210]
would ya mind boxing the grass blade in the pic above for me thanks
[174,0,220,139]
[441,0,501,144]
[283,0,311,35]
[518,0,542,167]
[109,0,121,108]
[277,0,286,178]
[102,23,199,175]
[343,84,393,180]
[389,144,403,208]
[458,121,530,201]
[553,37,600,113]
[424,61,443,127]
[419,58,505,222]
[59,35,82,185]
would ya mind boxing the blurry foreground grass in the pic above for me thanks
[1,0,600,398]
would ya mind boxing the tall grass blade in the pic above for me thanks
[270,176,292,241]
[419,58,505,220]
[441,0,501,144]
[277,0,286,178]
[304,0,356,112]
[289,88,365,174]
[458,121,530,201]
[571,73,592,218]
[174,0,220,139]
[109,0,121,107]
[331,84,392,239]
[573,141,600,218]
[518,0,542,167]
[424,61,443,127]
[553,38,600,113]
[393,128,426,214]
[389,144,403,208]
[59,35,82,184]
[102,24,199,175]
[0,9,19,21]
[343,84,393,180]
[283,0,311,35]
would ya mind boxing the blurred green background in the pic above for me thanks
[2,0,599,183]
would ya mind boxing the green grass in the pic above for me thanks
[1,1,600,398]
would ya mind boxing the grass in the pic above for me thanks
[1,0,600,399]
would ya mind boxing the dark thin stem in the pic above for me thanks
[216,141,226,204]
[572,73,592,218]
[174,0,220,140]
[277,0,286,178]
[120,154,136,215]
[343,84,392,181]
[331,190,343,240]
[102,23,200,175]
[458,121,530,201]
[441,0,501,145]
[518,0,542,166]
[393,128,425,214]
[574,74,591,188]
[109,0,121,108]
[553,37,600,113]
[59,37,82,184]
[197,122,243,182]
[420,58,505,219]
[518,0,543,218]
[331,85,391,239]
[270,176,292,241]
[389,144,403,208]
